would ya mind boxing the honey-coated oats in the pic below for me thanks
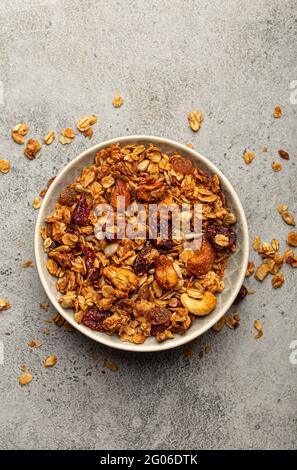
[41,143,237,343]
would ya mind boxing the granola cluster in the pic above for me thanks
[41,143,237,344]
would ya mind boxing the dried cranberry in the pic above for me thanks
[59,187,78,207]
[82,308,109,331]
[148,307,171,325]
[206,224,237,251]
[150,218,174,251]
[67,224,80,238]
[81,246,96,270]
[151,323,168,336]
[71,193,90,226]
[134,245,158,275]
[233,285,248,304]
[81,245,100,280]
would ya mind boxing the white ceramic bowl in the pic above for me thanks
[35,136,249,352]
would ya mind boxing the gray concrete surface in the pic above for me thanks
[0,0,297,450]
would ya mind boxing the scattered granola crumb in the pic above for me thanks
[247,289,256,295]
[76,115,97,132]
[198,350,204,359]
[262,147,268,153]
[43,328,50,335]
[39,301,49,311]
[243,150,255,164]
[12,123,29,145]
[64,321,75,332]
[91,351,97,361]
[32,197,42,210]
[204,345,211,354]
[273,106,282,118]
[286,255,297,268]
[287,232,297,247]
[0,159,10,174]
[101,359,118,372]
[28,339,42,348]
[255,263,270,281]
[184,348,193,358]
[186,143,193,148]
[60,128,75,145]
[19,372,33,385]
[24,138,41,160]
[188,110,203,132]
[272,162,282,172]
[278,205,296,226]
[44,355,57,368]
[20,364,27,372]
[253,319,263,339]
[0,298,11,311]
[278,149,289,160]
[83,127,93,139]
[253,236,261,251]
[212,317,225,332]
[22,260,34,268]
[112,94,124,108]
[225,315,240,329]
[245,261,255,277]
[53,312,65,326]
[272,272,284,289]
[44,131,55,145]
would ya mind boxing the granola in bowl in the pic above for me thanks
[39,140,244,347]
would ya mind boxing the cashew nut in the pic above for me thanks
[180,291,217,316]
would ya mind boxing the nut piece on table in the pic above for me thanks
[103,265,138,292]
[181,291,217,316]
[154,255,178,290]
[186,238,216,276]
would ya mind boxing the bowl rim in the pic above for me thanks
[34,135,249,352]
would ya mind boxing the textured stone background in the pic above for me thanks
[0,0,297,450]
